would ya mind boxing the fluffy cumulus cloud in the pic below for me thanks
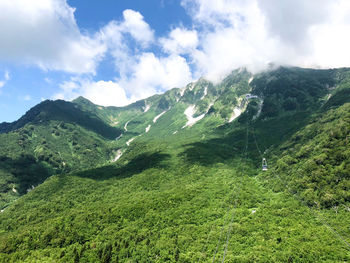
[0,1,156,77]
[119,53,193,100]
[54,78,129,107]
[121,9,154,46]
[304,0,350,68]
[54,53,192,105]
[179,0,350,81]
[0,0,105,74]
[54,8,192,105]
[0,71,10,91]
[99,9,154,52]
[98,9,155,76]
[160,28,198,55]
[3,0,350,107]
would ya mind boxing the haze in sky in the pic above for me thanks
[1,0,350,121]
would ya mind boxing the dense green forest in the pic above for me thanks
[0,67,350,262]
[0,111,119,209]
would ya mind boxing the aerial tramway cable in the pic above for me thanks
[206,121,350,262]
[211,205,234,263]
[220,124,249,262]
[251,127,268,171]
[250,126,350,251]
[210,123,250,262]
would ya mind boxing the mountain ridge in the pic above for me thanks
[1,66,350,262]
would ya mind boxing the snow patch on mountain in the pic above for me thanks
[26,185,35,193]
[180,87,186,97]
[126,137,135,146]
[145,124,151,133]
[115,134,123,140]
[124,121,130,131]
[153,110,167,123]
[182,105,205,128]
[112,149,123,162]
[253,99,264,120]
[173,131,178,135]
[248,77,254,84]
[143,104,151,112]
[201,86,208,100]
[229,108,242,123]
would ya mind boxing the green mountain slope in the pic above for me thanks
[264,103,350,208]
[0,100,123,208]
[1,67,350,262]
[0,99,122,139]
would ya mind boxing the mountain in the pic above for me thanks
[0,99,122,139]
[0,66,350,262]
[0,99,123,207]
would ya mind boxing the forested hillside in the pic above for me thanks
[0,100,122,208]
[0,67,350,262]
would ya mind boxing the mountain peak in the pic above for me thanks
[72,96,95,106]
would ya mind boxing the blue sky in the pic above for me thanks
[1,0,350,122]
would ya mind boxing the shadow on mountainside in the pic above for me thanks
[74,152,171,181]
[178,112,312,167]
[0,155,53,197]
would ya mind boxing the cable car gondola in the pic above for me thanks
[262,158,268,171]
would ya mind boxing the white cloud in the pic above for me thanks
[257,0,332,49]
[20,95,32,101]
[82,81,129,107]
[99,9,154,49]
[0,70,10,90]
[0,2,155,76]
[181,0,284,80]
[44,77,53,84]
[54,53,193,106]
[4,0,350,108]
[54,78,129,106]
[47,4,192,106]
[301,0,350,68]
[160,28,198,55]
[0,0,105,74]
[99,9,155,76]
[180,0,350,81]
[120,53,193,100]
[121,9,154,46]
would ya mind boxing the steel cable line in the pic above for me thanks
[270,167,350,250]
[197,189,233,263]
[196,125,249,262]
[251,127,263,158]
[282,154,350,246]
[250,126,350,251]
[197,223,215,263]
[211,124,250,262]
[211,205,234,263]
[179,108,231,263]
[212,123,250,262]
[220,124,249,262]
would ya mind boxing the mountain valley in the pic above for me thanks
[0,66,350,262]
